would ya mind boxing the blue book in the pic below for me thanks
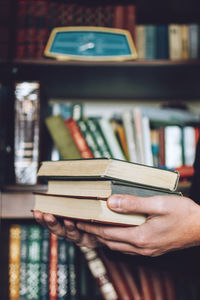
[156,24,169,59]
[189,23,199,59]
[145,24,157,59]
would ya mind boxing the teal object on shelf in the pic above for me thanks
[44,26,137,61]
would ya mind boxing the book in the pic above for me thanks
[64,117,93,159]
[45,115,81,160]
[47,180,182,198]
[135,25,146,59]
[37,158,179,191]
[9,224,21,300]
[14,81,40,184]
[49,232,58,299]
[40,227,50,300]
[168,24,182,60]
[19,225,29,299]
[189,23,199,59]
[34,192,146,226]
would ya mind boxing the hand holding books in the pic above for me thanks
[34,193,200,257]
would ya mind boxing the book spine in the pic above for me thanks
[19,225,29,299]
[99,249,133,300]
[145,25,157,60]
[124,4,136,42]
[49,232,58,300]
[135,25,146,59]
[40,227,50,300]
[77,119,102,158]
[113,5,124,29]
[57,237,69,299]
[15,0,27,58]
[168,24,182,60]
[189,23,199,59]
[181,24,190,59]
[65,117,94,159]
[14,82,40,184]
[27,225,42,300]
[45,115,81,159]
[80,247,118,300]
[9,224,21,300]
[97,118,125,160]
[86,118,112,158]
[68,242,79,300]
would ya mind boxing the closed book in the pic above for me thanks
[27,225,42,300]
[47,180,181,199]
[40,227,50,300]
[64,117,93,159]
[45,115,81,160]
[49,232,58,300]
[34,192,146,226]
[189,23,199,59]
[164,125,183,168]
[181,24,190,59]
[168,24,182,60]
[145,25,157,60]
[37,158,179,191]
[156,24,169,59]
[136,25,146,59]
[68,242,79,300]
[9,224,21,300]
[19,225,29,299]
[58,237,69,299]
[97,118,125,160]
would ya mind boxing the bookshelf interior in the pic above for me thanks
[1,0,200,299]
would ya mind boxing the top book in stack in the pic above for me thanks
[37,158,179,192]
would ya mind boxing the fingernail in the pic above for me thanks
[108,196,122,209]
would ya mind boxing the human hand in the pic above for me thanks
[76,194,200,257]
[33,210,98,248]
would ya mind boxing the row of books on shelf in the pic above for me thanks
[14,0,136,59]
[136,23,200,60]
[13,83,200,185]
[9,223,181,300]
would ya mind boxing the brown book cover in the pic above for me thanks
[65,117,94,159]
[124,4,136,42]
[15,0,27,58]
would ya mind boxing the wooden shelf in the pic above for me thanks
[1,184,47,219]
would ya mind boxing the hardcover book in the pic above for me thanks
[37,158,179,191]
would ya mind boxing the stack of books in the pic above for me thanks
[34,158,181,227]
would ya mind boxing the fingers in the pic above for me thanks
[77,222,142,245]
[107,194,168,215]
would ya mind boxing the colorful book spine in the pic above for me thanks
[65,117,93,159]
[68,242,79,300]
[40,228,50,300]
[145,25,157,60]
[27,225,42,300]
[9,224,21,300]
[45,115,81,160]
[49,232,58,300]
[19,225,29,299]
[58,237,69,300]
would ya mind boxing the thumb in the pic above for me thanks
[107,194,165,215]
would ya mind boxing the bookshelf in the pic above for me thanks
[1,0,200,299]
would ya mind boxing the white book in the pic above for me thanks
[182,126,196,166]
[136,25,146,59]
[122,110,138,162]
[98,118,125,160]
[168,24,182,60]
[133,107,145,164]
[142,116,154,166]
[164,126,183,168]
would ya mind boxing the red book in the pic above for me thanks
[100,250,134,300]
[137,265,155,300]
[124,4,136,42]
[65,117,94,159]
[15,0,27,58]
[118,262,142,300]
[113,5,125,29]
[49,233,58,300]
